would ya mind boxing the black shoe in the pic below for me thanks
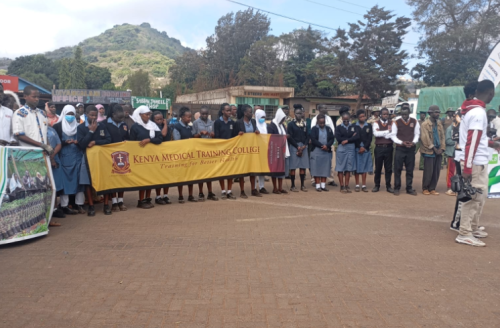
[155,197,167,205]
[328,181,338,187]
[198,193,205,202]
[387,187,394,193]
[207,192,219,201]
[316,188,322,192]
[61,206,77,215]
[406,189,417,196]
[75,205,86,214]
[372,186,380,192]
[259,188,269,195]
[163,196,172,204]
[321,188,329,192]
[188,195,198,202]
[103,204,112,215]
[53,208,66,218]
[88,205,96,217]
[394,189,400,196]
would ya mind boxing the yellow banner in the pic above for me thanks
[86,134,286,194]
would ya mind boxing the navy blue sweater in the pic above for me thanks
[129,123,163,144]
[77,122,111,151]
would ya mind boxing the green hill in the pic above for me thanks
[44,23,191,87]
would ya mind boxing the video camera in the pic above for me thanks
[451,175,482,202]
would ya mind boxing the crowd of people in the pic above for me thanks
[0,80,499,247]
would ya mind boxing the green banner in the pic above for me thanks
[131,97,171,110]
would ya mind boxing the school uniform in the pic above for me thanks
[310,126,335,178]
[354,122,373,174]
[213,117,236,139]
[173,121,194,140]
[130,124,163,144]
[234,118,257,134]
[373,119,394,189]
[77,121,111,186]
[268,121,290,177]
[287,120,310,170]
[104,117,130,143]
[47,127,63,193]
[192,118,214,139]
[335,123,359,173]
[391,117,420,192]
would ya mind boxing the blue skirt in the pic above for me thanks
[356,149,373,174]
[310,148,332,177]
[79,155,91,186]
[335,143,356,172]
[289,143,310,170]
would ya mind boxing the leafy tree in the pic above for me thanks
[85,65,112,89]
[18,72,54,90]
[407,0,500,86]
[123,69,151,96]
[169,51,206,92]
[57,59,71,89]
[102,82,116,90]
[304,54,343,97]
[68,47,86,89]
[332,6,411,109]
[8,54,59,87]
[237,36,284,86]
[204,8,270,88]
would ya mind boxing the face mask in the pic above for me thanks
[258,118,266,124]
[65,115,76,123]
[171,118,178,124]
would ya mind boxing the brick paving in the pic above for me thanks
[1,167,500,328]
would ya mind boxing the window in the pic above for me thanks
[264,105,278,119]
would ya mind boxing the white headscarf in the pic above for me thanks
[272,108,290,158]
[9,174,22,192]
[131,106,160,138]
[57,105,78,136]
[255,110,268,134]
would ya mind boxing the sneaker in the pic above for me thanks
[198,193,205,202]
[111,204,120,212]
[362,187,368,192]
[61,206,77,215]
[155,197,167,205]
[251,189,262,197]
[226,192,236,200]
[118,202,128,211]
[207,192,219,201]
[87,205,96,217]
[478,226,486,231]
[259,188,269,194]
[455,235,485,247]
[472,230,488,238]
[240,191,248,199]
[445,190,456,196]
[450,226,459,232]
[355,186,360,192]
[103,204,112,215]
[188,195,198,202]
[162,196,172,205]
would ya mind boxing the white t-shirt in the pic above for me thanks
[459,106,490,166]
[0,106,15,144]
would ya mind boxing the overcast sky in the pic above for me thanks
[2,0,423,70]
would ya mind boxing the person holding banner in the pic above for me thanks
[173,107,198,203]
[129,106,162,209]
[77,105,111,216]
[310,114,335,192]
[53,105,85,215]
[153,111,173,205]
[234,104,261,198]
[103,104,130,213]
[287,104,310,192]
[254,109,270,195]
[268,108,290,195]
[456,80,500,247]
[192,106,218,202]
[214,103,236,200]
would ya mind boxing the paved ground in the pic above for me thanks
[1,165,500,328]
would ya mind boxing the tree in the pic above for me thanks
[332,6,411,109]
[407,0,500,86]
[85,65,112,89]
[237,36,284,86]
[304,54,343,97]
[204,8,270,88]
[8,54,59,87]
[123,70,151,96]
[67,47,86,89]
[169,51,206,92]
[58,59,71,89]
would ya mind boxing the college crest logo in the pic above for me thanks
[111,151,131,174]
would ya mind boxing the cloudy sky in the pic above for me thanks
[2,0,422,69]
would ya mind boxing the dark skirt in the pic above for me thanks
[310,148,332,177]
[289,143,310,170]
[336,143,356,172]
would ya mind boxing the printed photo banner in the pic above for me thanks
[0,146,55,245]
[488,149,500,199]
[86,134,286,194]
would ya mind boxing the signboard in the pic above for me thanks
[244,92,280,97]
[52,89,131,105]
[488,149,500,198]
[131,96,171,110]
[478,42,500,87]
[0,146,55,245]
[381,90,400,107]
[0,75,19,92]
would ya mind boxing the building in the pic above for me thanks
[0,75,52,105]
[175,86,294,118]
[284,95,375,119]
